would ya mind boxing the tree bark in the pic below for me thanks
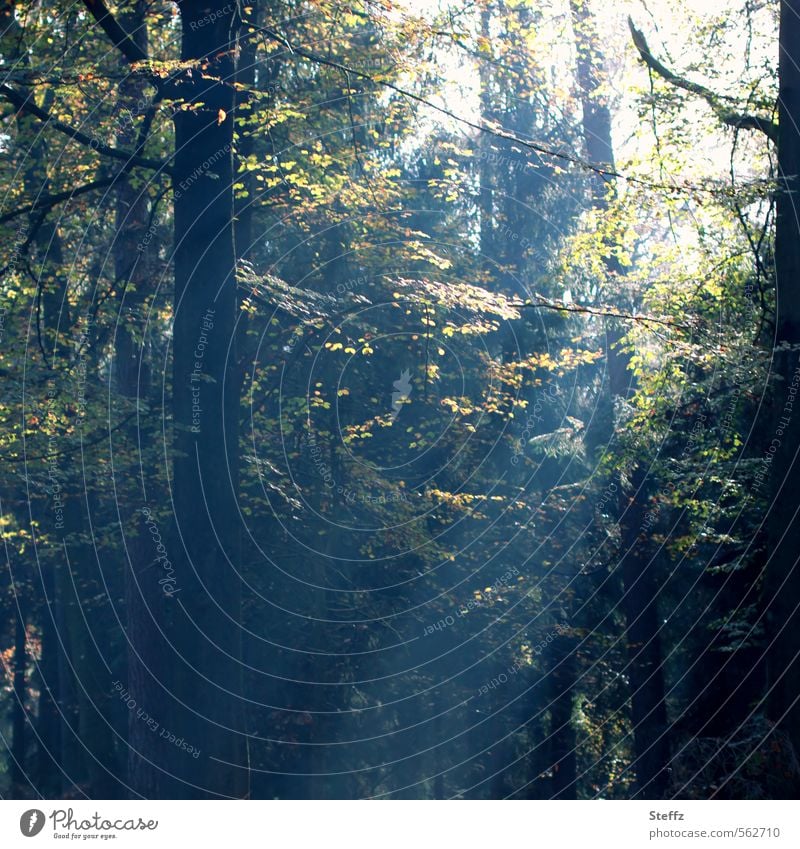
[112,0,167,798]
[170,0,249,798]
[765,0,800,769]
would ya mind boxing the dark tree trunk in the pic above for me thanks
[765,0,800,768]
[113,0,167,797]
[35,559,62,796]
[478,5,494,268]
[617,471,669,798]
[11,604,27,790]
[547,629,577,799]
[170,1,248,798]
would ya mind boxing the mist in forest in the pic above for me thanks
[1,0,799,803]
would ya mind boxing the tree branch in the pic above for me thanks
[248,25,753,197]
[0,177,118,225]
[81,0,148,64]
[1,411,140,463]
[511,292,691,332]
[628,17,778,144]
[0,84,173,176]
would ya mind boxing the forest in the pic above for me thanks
[1,0,799,801]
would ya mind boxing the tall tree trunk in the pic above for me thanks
[617,471,669,797]
[35,560,62,796]
[113,0,166,798]
[570,0,669,798]
[546,626,577,799]
[765,0,800,766]
[170,1,248,798]
[10,603,27,791]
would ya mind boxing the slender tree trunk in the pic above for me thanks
[35,560,62,796]
[546,628,577,799]
[113,0,166,797]
[11,604,27,790]
[38,205,118,797]
[433,694,445,799]
[478,6,494,269]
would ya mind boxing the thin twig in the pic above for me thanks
[511,293,691,332]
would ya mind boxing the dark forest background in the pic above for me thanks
[1,0,800,799]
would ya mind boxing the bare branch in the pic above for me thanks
[511,292,691,332]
